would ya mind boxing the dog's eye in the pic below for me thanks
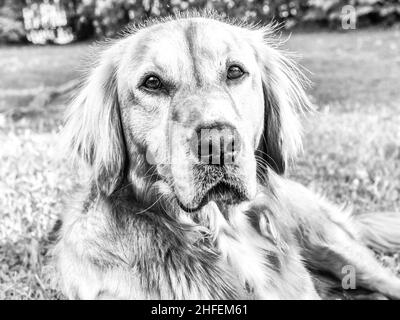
[227,65,245,80]
[142,75,162,91]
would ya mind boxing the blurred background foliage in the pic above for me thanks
[0,0,399,44]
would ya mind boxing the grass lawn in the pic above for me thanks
[1,28,400,299]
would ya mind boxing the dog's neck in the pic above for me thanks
[104,177,287,249]
[88,178,294,299]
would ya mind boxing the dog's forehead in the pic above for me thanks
[129,18,255,74]
[180,18,252,54]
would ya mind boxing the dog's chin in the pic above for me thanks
[175,181,249,213]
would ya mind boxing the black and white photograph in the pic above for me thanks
[1,0,400,303]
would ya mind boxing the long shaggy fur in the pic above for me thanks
[54,12,400,300]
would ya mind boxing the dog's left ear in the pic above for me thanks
[253,27,313,176]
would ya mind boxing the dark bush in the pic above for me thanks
[0,0,26,43]
[0,0,399,43]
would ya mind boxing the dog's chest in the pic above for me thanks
[59,203,317,299]
[204,209,283,299]
[217,231,279,298]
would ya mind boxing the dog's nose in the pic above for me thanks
[190,123,240,165]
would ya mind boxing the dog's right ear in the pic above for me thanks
[63,43,126,196]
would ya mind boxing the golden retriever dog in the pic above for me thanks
[54,12,400,299]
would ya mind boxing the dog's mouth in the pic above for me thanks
[173,165,249,213]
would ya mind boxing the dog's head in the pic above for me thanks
[65,16,311,212]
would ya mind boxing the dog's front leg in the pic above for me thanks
[300,223,400,299]
[275,177,400,299]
